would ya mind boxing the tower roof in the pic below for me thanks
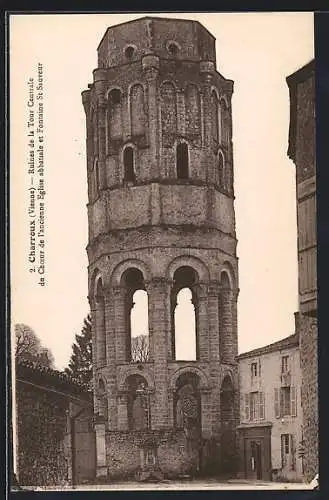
[97,16,216,68]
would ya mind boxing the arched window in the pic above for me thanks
[121,268,149,362]
[125,45,135,59]
[220,98,229,146]
[130,290,149,362]
[108,89,122,140]
[174,372,201,437]
[123,147,135,182]
[176,143,189,180]
[167,41,180,57]
[127,375,150,430]
[171,266,198,361]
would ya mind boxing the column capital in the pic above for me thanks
[145,277,173,293]
[112,285,127,298]
[193,281,208,299]
[208,281,221,297]
[220,286,240,300]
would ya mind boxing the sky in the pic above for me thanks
[10,12,314,370]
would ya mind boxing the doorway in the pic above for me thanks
[245,438,263,480]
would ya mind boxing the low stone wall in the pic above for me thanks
[105,429,198,480]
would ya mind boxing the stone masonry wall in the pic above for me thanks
[16,380,69,486]
[106,429,197,479]
[298,313,318,481]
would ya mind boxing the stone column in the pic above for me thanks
[146,278,170,429]
[117,391,129,430]
[112,285,128,364]
[207,281,222,433]
[104,288,117,430]
[207,281,221,361]
[220,287,236,365]
[200,388,212,438]
[196,282,209,362]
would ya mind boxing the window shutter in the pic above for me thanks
[291,386,297,416]
[259,392,265,419]
[274,388,280,418]
[257,392,261,420]
[281,434,285,467]
[290,434,296,471]
[244,393,250,421]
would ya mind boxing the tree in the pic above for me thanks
[64,314,92,390]
[15,324,55,368]
[131,334,149,363]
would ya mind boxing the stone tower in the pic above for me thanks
[82,16,239,480]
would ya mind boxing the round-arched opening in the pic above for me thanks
[171,266,199,361]
[174,372,201,433]
[121,268,149,363]
[221,270,231,289]
[98,379,106,393]
[167,42,180,57]
[125,45,135,59]
[130,290,149,363]
[121,267,144,291]
[109,88,121,106]
[123,146,135,182]
[127,374,150,430]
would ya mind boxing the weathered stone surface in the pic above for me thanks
[82,16,239,480]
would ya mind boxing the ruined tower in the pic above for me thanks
[82,17,239,480]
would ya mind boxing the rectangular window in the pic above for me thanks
[281,434,296,470]
[251,362,258,378]
[281,433,290,468]
[291,386,297,417]
[244,393,250,421]
[280,387,291,416]
[281,355,289,373]
[250,392,259,421]
[259,391,265,420]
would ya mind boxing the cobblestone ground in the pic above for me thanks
[25,478,313,491]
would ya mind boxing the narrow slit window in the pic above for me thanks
[176,143,189,179]
[124,147,135,182]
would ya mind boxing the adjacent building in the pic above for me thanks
[237,329,303,482]
[15,360,96,487]
[286,60,317,481]
[82,17,239,480]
